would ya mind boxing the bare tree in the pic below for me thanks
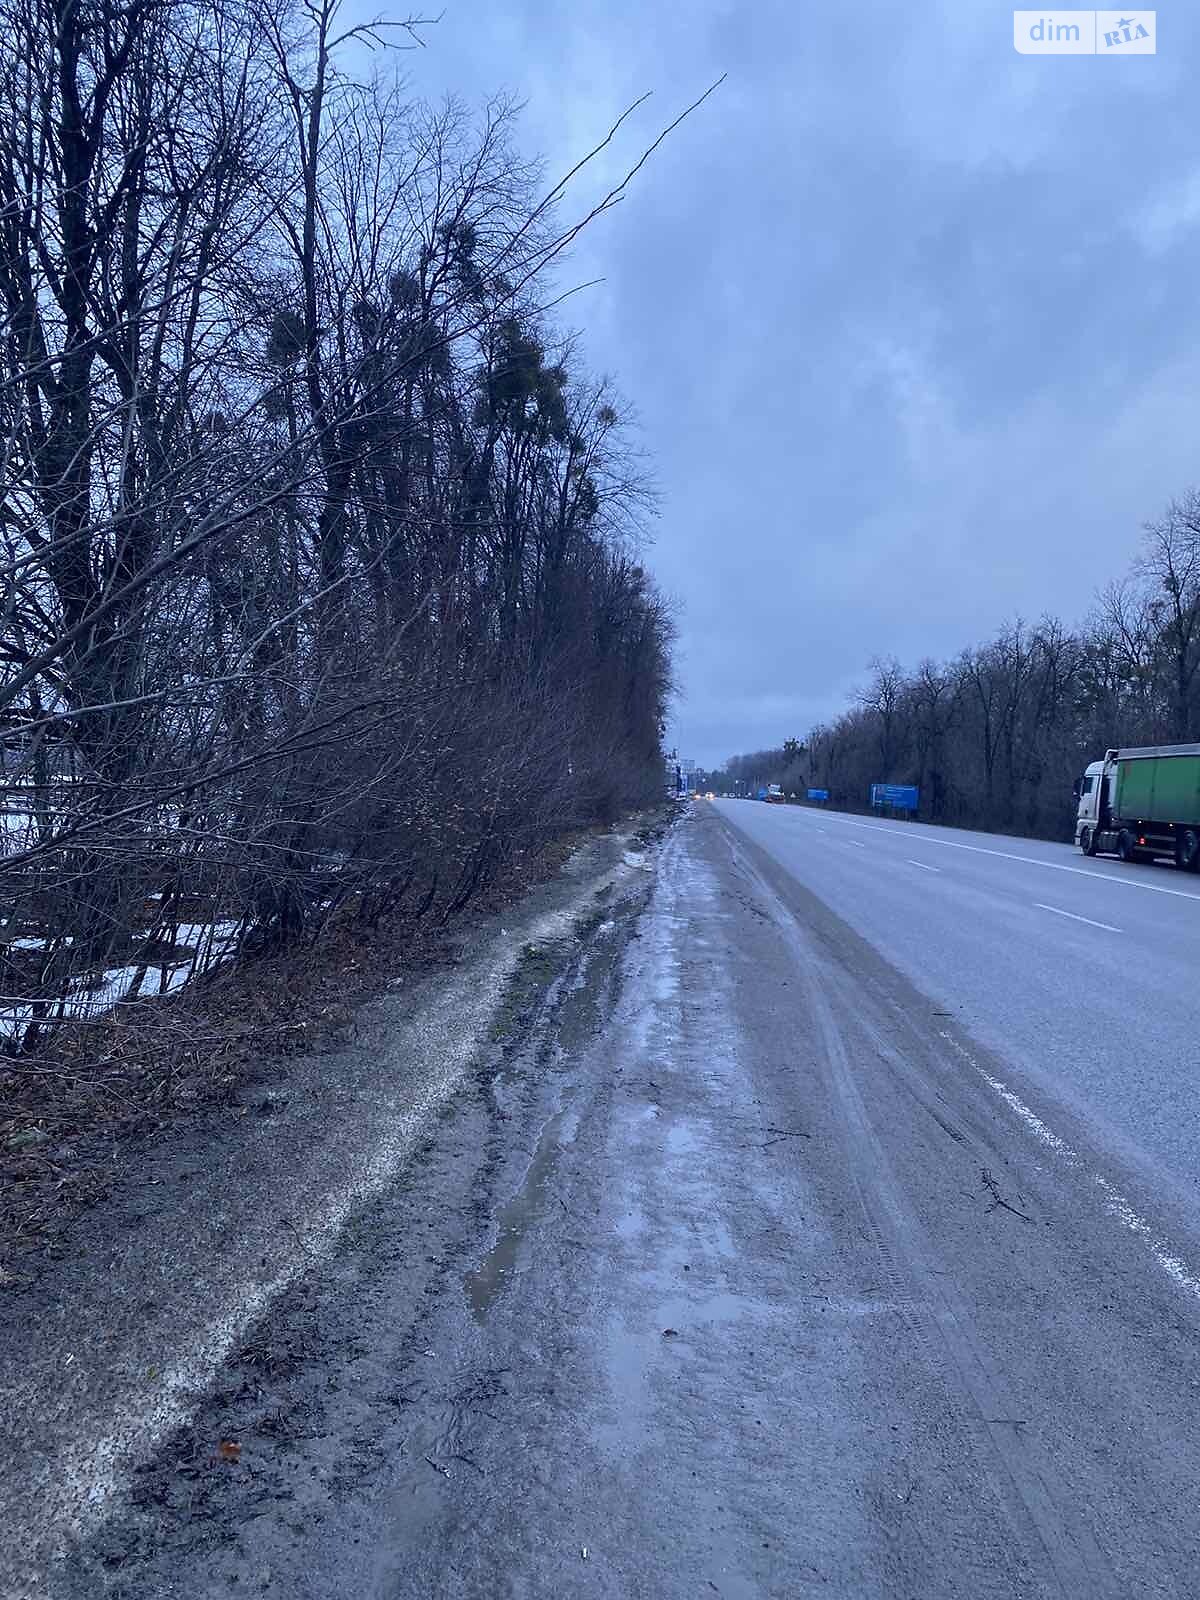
[858,655,905,779]
[0,0,682,1054]
[722,487,1200,841]
[1136,494,1200,740]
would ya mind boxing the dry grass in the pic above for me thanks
[0,825,591,1267]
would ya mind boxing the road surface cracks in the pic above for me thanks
[12,805,1200,1598]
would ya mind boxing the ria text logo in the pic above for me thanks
[1013,11,1156,54]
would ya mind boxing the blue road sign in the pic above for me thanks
[807,788,830,802]
[870,783,919,810]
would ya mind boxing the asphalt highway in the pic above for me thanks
[715,798,1200,1218]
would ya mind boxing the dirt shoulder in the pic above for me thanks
[1,807,672,1597]
[0,810,673,1276]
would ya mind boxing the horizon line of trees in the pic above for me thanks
[0,0,675,1051]
[715,490,1200,839]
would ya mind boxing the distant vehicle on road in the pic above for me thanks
[1075,743,1200,868]
[766,784,785,804]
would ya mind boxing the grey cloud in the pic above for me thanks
[392,0,1199,764]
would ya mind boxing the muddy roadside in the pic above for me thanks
[0,811,671,1274]
[1,808,672,1598]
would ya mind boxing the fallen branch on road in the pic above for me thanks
[760,1125,811,1149]
[980,1166,1034,1224]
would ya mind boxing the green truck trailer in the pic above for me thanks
[1074,743,1200,868]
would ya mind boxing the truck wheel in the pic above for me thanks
[1178,828,1200,871]
[1117,829,1137,863]
[1079,827,1098,857]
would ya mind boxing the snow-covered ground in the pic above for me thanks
[0,920,242,1037]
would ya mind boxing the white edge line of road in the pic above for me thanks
[729,804,1200,1304]
[728,803,1200,1306]
[938,1031,1200,1307]
[1034,902,1121,933]
[790,808,1200,904]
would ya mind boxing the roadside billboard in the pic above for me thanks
[870,783,919,811]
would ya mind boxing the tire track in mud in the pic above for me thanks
[50,862,656,1599]
[4,827,661,1600]
[722,831,1118,1600]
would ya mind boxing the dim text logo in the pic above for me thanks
[1013,11,1156,54]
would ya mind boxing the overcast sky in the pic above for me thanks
[387,2,1196,767]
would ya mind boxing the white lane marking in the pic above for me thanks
[789,809,1200,904]
[907,859,939,873]
[844,840,865,849]
[743,804,1200,1302]
[1034,903,1121,933]
[939,1031,1200,1305]
[1090,1176,1200,1298]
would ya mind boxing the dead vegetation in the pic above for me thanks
[0,0,685,1182]
[0,823,591,1265]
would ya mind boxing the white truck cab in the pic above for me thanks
[1073,759,1110,854]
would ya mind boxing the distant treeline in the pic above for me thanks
[716,493,1200,839]
[0,0,672,1049]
